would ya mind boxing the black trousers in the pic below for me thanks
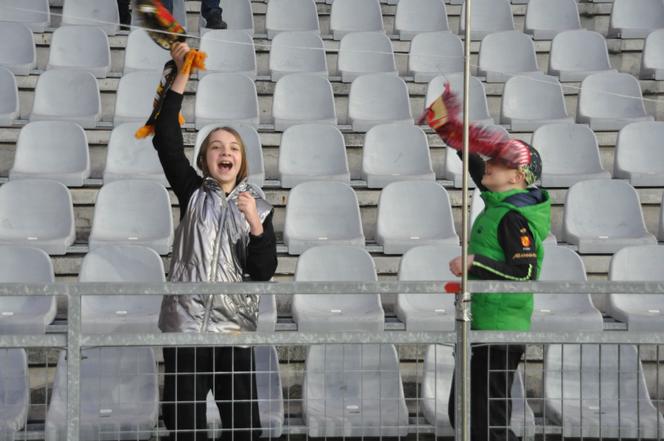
[448,345,525,441]
[163,346,261,441]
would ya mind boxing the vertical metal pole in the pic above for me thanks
[67,290,81,441]
[454,1,473,441]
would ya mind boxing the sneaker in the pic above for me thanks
[204,10,227,29]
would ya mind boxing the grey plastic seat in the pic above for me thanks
[548,30,613,82]
[199,0,253,35]
[0,22,35,75]
[0,349,28,439]
[532,244,604,331]
[279,123,350,188]
[532,123,610,187]
[460,0,515,41]
[396,244,460,331]
[544,344,664,438]
[61,0,119,35]
[0,179,75,255]
[394,0,449,40]
[10,121,90,187]
[478,31,540,82]
[294,245,384,332]
[46,347,158,441]
[445,126,507,188]
[409,31,464,82]
[641,29,664,80]
[0,0,49,32]
[123,29,171,74]
[330,0,384,40]
[303,344,408,437]
[192,123,265,187]
[660,194,664,242]
[104,122,168,186]
[284,181,364,255]
[525,0,581,40]
[362,123,434,188]
[576,72,653,130]
[338,31,396,82]
[273,73,337,131]
[0,66,18,125]
[608,0,664,38]
[377,181,458,254]
[265,0,319,39]
[89,180,173,255]
[608,245,664,331]
[30,69,101,128]
[199,30,257,79]
[501,74,572,130]
[47,25,110,78]
[562,179,656,253]
[269,31,327,81]
[427,73,494,126]
[195,73,259,129]
[0,246,56,334]
[614,121,664,186]
[348,73,413,132]
[114,71,163,126]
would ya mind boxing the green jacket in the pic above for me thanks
[469,188,551,331]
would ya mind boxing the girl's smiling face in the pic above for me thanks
[200,128,247,193]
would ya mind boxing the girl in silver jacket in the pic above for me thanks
[153,42,278,441]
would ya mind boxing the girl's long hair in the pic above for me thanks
[196,127,248,186]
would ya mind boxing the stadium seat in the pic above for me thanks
[269,31,327,81]
[265,0,320,39]
[293,245,384,332]
[544,344,664,438]
[608,0,664,38]
[641,28,664,80]
[532,123,610,187]
[348,73,413,132]
[562,179,656,253]
[114,71,163,126]
[284,181,364,255]
[660,194,664,242]
[61,0,119,35]
[330,0,384,40]
[46,347,159,441]
[0,349,28,439]
[47,25,110,78]
[524,0,581,40]
[338,31,396,82]
[427,73,494,126]
[548,30,614,82]
[409,31,464,82]
[394,0,449,40]
[376,181,458,254]
[279,123,350,188]
[192,123,265,187]
[362,123,434,188]
[0,67,18,125]
[103,122,168,186]
[199,0,254,35]
[478,31,540,82]
[303,344,408,437]
[445,126,508,188]
[29,69,101,129]
[88,180,173,255]
[0,246,56,334]
[10,121,90,187]
[614,121,664,186]
[0,22,35,75]
[0,179,75,255]
[576,72,654,130]
[0,0,49,32]
[501,74,573,130]
[272,73,337,131]
[460,0,515,41]
[199,30,257,79]
[396,244,459,331]
[195,73,259,129]
[123,29,172,74]
[533,244,604,331]
[608,245,664,331]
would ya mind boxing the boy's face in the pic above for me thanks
[481,158,526,192]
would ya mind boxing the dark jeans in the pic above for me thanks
[448,344,525,441]
[163,346,261,441]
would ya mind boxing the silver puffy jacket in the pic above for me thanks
[158,178,273,333]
